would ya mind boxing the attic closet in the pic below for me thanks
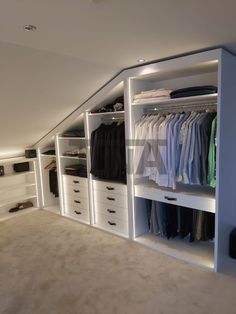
[35,48,236,273]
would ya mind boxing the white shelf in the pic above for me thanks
[60,156,86,160]
[0,194,37,208]
[0,171,35,179]
[88,111,125,116]
[0,183,36,193]
[41,154,56,157]
[58,137,86,140]
[135,233,214,270]
[134,183,215,213]
[0,207,38,222]
[0,156,37,164]
[132,93,218,107]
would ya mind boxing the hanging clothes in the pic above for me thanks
[134,111,216,188]
[90,122,126,182]
[148,201,215,242]
[208,117,217,188]
[44,160,59,197]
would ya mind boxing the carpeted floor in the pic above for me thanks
[0,210,236,314]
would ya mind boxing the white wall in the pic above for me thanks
[0,41,119,158]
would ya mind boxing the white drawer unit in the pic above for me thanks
[95,212,128,236]
[62,175,88,188]
[94,201,128,221]
[63,184,89,199]
[134,184,215,213]
[65,204,89,222]
[94,191,128,209]
[93,180,127,196]
[64,194,89,210]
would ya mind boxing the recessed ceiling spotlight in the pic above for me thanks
[138,58,146,63]
[23,24,37,32]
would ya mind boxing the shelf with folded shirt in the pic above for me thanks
[133,196,215,270]
[131,93,218,108]
[60,155,87,160]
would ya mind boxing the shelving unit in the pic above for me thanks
[60,156,86,160]
[0,157,39,221]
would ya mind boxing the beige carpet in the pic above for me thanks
[0,210,236,314]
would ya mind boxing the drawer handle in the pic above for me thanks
[107,197,115,201]
[74,200,81,204]
[73,180,80,184]
[107,209,116,214]
[108,221,116,226]
[74,210,82,215]
[106,186,114,191]
[164,196,177,201]
[73,189,80,193]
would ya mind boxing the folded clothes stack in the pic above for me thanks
[65,164,87,177]
[133,88,172,103]
[63,147,86,158]
[62,129,85,138]
[43,149,56,155]
[91,96,124,113]
[170,85,217,99]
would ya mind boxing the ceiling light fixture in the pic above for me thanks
[138,58,146,63]
[23,24,37,32]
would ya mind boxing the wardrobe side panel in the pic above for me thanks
[216,50,236,272]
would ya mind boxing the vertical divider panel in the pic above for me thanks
[55,134,64,215]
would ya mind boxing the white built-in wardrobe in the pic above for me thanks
[3,48,235,274]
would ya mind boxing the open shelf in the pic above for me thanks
[132,93,217,107]
[88,110,125,116]
[135,233,214,270]
[41,154,56,157]
[58,137,86,140]
[60,156,86,160]
[0,171,35,179]
[0,194,37,208]
[0,157,37,164]
[134,183,215,213]
[0,207,38,222]
[0,183,36,193]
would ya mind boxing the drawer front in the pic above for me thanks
[64,194,89,210]
[93,180,127,195]
[134,186,215,213]
[65,204,89,222]
[63,184,89,199]
[95,213,128,236]
[94,191,128,209]
[94,202,128,221]
[63,175,88,188]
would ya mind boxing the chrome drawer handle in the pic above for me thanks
[73,180,79,184]
[74,210,82,215]
[106,186,114,191]
[107,197,115,201]
[107,209,116,214]
[73,189,80,193]
[108,221,116,226]
[74,200,81,204]
[164,196,177,201]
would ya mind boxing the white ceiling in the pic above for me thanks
[0,0,236,156]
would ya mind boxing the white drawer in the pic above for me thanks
[63,184,89,199]
[94,202,128,221]
[65,207,89,223]
[134,185,215,213]
[95,213,128,236]
[63,175,88,188]
[94,191,128,209]
[93,180,127,195]
[64,194,89,210]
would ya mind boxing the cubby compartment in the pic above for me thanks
[134,196,215,270]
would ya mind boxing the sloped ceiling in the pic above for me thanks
[0,0,236,156]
